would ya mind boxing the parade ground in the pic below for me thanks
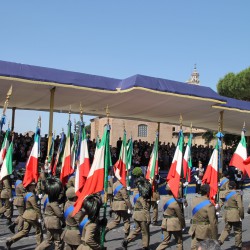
[1,190,250,250]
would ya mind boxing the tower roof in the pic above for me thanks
[187,64,200,85]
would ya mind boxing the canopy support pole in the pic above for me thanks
[47,87,56,156]
[11,107,16,132]
[157,122,160,141]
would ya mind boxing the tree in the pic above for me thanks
[202,131,215,146]
[217,67,250,101]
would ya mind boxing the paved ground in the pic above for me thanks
[1,190,250,250]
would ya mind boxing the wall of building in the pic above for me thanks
[91,117,212,147]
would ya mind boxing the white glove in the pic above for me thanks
[196,168,199,171]
[38,218,42,223]
[215,204,220,210]
[183,182,189,187]
[182,228,186,232]
[9,197,13,202]
[218,183,221,187]
[126,186,131,191]
[216,211,220,216]
[38,194,43,199]
[128,209,132,214]
[156,200,160,204]
[197,180,202,184]
[194,175,199,181]
[128,176,132,179]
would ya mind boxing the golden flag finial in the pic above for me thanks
[179,114,183,130]
[2,85,13,116]
[38,116,41,128]
[68,106,71,121]
[106,105,110,124]
[80,102,84,122]
[190,122,193,134]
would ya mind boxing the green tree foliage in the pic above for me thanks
[217,67,250,101]
[223,134,240,148]
[202,131,215,146]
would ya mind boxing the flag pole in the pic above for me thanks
[184,123,192,197]
[216,114,224,203]
[101,105,111,248]
[0,86,12,133]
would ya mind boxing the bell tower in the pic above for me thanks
[187,64,200,85]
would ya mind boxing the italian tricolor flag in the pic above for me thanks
[229,130,247,174]
[23,128,40,187]
[114,130,127,187]
[75,127,90,196]
[0,141,13,180]
[202,142,219,204]
[60,121,73,186]
[167,131,184,198]
[73,125,110,216]
[146,133,159,183]
[0,129,10,166]
[183,134,192,183]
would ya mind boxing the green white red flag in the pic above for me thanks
[60,120,73,186]
[183,134,192,182]
[0,141,13,180]
[167,131,184,198]
[23,128,40,187]
[52,132,65,175]
[75,127,90,196]
[0,129,10,166]
[73,125,110,216]
[126,137,133,188]
[202,142,219,204]
[114,130,127,187]
[146,133,159,182]
[229,130,247,174]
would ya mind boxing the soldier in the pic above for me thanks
[6,182,43,249]
[218,171,229,201]
[156,185,185,250]
[189,184,218,250]
[77,194,106,250]
[9,169,25,233]
[0,175,13,225]
[105,179,133,240]
[151,175,160,226]
[61,187,85,250]
[36,177,64,250]
[123,178,152,250]
[218,181,244,250]
[66,173,75,189]
[107,169,114,217]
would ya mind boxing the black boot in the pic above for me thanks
[6,218,12,226]
[8,222,16,234]
[6,238,13,250]
[122,239,128,249]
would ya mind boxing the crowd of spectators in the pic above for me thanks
[1,132,249,185]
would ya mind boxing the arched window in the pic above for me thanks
[138,124,148,137]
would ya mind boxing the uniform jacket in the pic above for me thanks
[219,177,229,199]
[0,177,12,199]
[66,176,75,188]
[189,196,218,240]
[223,190,244,222]
[62,200,85,246]
[112,181,132,211]
[13,180,24,207]
[107,176,113,195]
[22,192,41,221]
[161,195,185,231]
[79,219,101,250]
[44,201,64,230]
[133,196,151,223]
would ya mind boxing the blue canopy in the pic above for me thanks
[0,60,249,135]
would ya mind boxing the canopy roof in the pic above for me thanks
[0,60,249,135]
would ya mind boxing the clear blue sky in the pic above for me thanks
[1,1,250,135]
